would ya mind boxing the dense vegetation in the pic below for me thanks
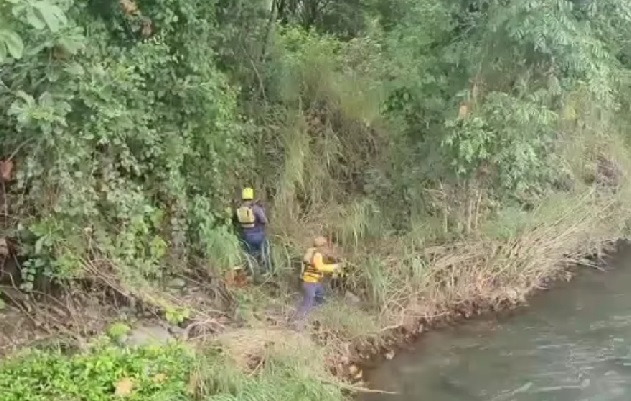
[3,0,631,399]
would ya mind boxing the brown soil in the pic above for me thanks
[0,287,123,355]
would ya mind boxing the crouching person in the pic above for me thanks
[292,236,341,329]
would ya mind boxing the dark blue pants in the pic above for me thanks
[242,231,269,272]
[295,282,325,321]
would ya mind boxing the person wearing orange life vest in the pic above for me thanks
[294,236,342,322]
[233,187,269,272]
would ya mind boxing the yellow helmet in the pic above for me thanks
[242,187,254,201]
[313,236,328,247]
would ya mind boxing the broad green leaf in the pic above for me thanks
[33,1,67,32]
[0,29,23,59]
[38,91,54,106]
[7,100,24,117]
[63,62,85,75]
[25,9,46,30]
[15,90,35,105]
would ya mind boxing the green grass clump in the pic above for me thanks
[107,322,132,343]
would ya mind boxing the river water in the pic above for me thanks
[362,247,631,401]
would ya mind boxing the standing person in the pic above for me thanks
[292,236,341,328]
[234,187,269,273]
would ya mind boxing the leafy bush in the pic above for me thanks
[1,0,251,288]
[0,344,195,401]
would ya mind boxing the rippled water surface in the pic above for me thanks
[362,248,631,401]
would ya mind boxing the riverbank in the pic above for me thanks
[1,188,628,400]
[361,244,631,401]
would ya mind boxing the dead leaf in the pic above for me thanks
[472,82,479,99]
[235,271,250,287]
[141,19,153,37]
[114,377,134,397]
[458,103,469,119]
[53,46,70,60]
[0,237,8,256]
[152,373,167,384]
[224,270,236,286]
[0,159,13,181]
[119,0,138,15]
[348,364,358,375]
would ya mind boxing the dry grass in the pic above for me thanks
[191,327,348,401]
[214,327,318,371]
[373,189,622,321]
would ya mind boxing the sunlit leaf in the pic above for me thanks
[63,62,85,75]
[0,29,23,59]
[15,91,35,106]
[33,1,67,32]
[25,9,46,30]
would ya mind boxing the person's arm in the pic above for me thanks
[313,252,339,274]
[253,204,268,225]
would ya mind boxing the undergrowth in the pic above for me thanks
[0,333,346,401]
[0,343,194,401]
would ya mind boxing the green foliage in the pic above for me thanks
[443,92,558,195]
[0,0,73,62]
[106,322,131,343]
[0,344,195,401]
[372,0,631,210]
[0,338,345,401]
[1,0,252,289]
[164,305,190,326]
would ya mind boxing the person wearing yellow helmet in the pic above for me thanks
[233,187,269,272]
[292,236,341,327]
